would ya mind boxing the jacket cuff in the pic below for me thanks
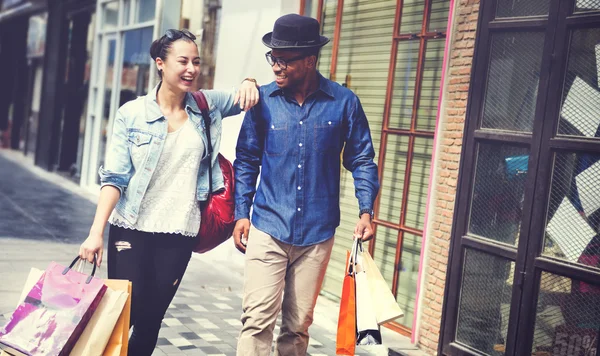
[235,201,251,221]
[98,166,128,195]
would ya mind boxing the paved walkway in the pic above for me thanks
[0,150,422,356]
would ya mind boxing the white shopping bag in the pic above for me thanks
[354,240,382,345]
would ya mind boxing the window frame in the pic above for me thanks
[440,1,600,355]
[303,0,450,336]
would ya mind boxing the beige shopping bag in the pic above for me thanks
[355,250,382,345]
[103,280,131,356]
[16,268,44,308]
[362,250,404,324]
[70,279,129,356]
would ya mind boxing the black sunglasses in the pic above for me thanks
[165,29,196,41]
[265,51,308,70]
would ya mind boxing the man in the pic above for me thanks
[233,14,380,356]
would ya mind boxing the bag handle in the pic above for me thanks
[62,256,97,284]
[191,91,214,196]
[348,238,362,275]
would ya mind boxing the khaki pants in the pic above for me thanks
[236,228,334,356]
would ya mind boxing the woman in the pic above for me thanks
[78,29,259,355]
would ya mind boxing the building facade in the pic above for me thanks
[3,1,599,355]
[216,0,600,355]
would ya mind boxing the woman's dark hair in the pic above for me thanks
[149,29,197,78]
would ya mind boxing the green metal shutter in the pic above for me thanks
[318,0,397,300]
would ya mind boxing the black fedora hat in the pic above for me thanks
[262,14,330,49]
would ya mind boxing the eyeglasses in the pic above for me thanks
[265,51,307,70]
[165,29,196,41]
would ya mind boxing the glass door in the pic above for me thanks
[441,1,600,355]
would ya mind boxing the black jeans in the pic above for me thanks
[107,225,194,356]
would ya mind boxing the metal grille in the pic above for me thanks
[469,144,529,245]
[558,29,600,139]
[544,153,600,269]
[456,249,514,355]
[399,0,425,34]
[575,0,600,12]
[531,272,600,355]
[482,32,545,132]
[496,0,550,18]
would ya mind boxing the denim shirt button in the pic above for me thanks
[299,143,303,147]
[297,186,301,190]
[328,121,332,125]
[297,208,301,211]
[300,121,303,125]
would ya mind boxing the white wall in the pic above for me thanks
[213,0,299,161]
[199,0,299,265]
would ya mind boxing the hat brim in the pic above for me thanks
[262,32,330,49]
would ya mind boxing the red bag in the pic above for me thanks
[336,242,358,355]
[191,91,236,253]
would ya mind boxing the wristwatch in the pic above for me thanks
[359,209,374,219]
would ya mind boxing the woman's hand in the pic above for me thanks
[79,231,104,267]
[234,78,260,111]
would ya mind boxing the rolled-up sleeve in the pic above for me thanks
[98,110,133,195]
[342,97,380,213]
[234,107,264,220]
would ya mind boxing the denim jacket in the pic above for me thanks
[99,83,241,224]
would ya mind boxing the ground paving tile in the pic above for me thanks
[0,150,421,355]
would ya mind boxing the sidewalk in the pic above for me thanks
[0,149,423,356]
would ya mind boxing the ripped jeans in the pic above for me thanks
[107,224,194,356]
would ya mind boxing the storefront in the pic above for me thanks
[0,0,46,152]
[440,1,600,355]
[79,0,180,188]
[301,0,451,337]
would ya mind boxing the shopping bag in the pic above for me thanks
[102,280,131,356]
[354,241,382,345]
[15,269,44,309]
[362,250,404,324]
[336,240,358,355]
[70,279,129,356]
[0,257,107,356]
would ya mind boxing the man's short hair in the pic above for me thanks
[303,48,320,61]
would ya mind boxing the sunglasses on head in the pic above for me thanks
[165,29,196,41]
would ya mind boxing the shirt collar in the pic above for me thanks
[144,82,202,123]
[268,71,335,100]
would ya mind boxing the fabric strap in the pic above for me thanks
[191,91,214,195]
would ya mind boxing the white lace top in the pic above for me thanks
[110,119,203,236]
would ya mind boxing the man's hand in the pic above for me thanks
[354,213,374,241]
[233,218,251,253]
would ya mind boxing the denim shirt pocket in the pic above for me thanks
[265,120,288,156]
[127,131,153,168]
[314,118,341,154]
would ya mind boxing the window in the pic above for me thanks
[442,2,600,355]
[309,0,450,334]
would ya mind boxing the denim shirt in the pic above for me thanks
[99,83,241,224]
[234,72,380,246]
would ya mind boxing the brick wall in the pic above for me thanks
[417,0,480,354]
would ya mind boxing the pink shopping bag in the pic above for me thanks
[0,257,107,356]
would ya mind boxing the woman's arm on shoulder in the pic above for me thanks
[203,78,260,118]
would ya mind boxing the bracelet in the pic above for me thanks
[242,78,258,85]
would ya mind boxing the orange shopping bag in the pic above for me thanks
[103,281,131,356]
[336,239,359,355]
